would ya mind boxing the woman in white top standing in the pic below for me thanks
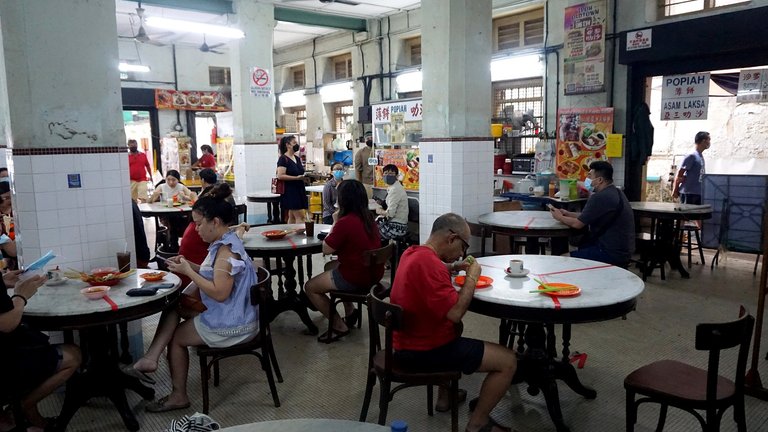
[376,164,409,241]
[149,170,197,251]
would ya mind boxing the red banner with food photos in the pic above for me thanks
[155,89,229,111]
[555,107,613,181]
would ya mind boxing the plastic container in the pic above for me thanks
[559,179,578,200]
[493,154,506,172]
[502,158,513,175]
[390,420,408,432]
[491,124,503,138]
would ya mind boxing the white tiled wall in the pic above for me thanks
[11,153,135,272]
[419,140,494,243]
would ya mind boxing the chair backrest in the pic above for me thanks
[233,203,247,225]
[368,287,402,375]
[467,221,490,239]
[407,197,419,223]
[361,243,395,286]
[250,266,272,330]
[695,307,754,400]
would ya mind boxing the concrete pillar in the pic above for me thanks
[231,0,277,220]
[0,0,134,271]
[419,0,494,241]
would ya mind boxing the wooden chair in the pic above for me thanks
[624,307,754,432]
[196,267,283,413]
[233,203,247,225]
[323,243,394,343]
[359,287,461,432]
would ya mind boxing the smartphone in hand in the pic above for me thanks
[546,204,555,211]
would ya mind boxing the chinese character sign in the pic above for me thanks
[372,99,423,145]
[564,0,607,95]
[556,107,614,181]
[736,69,768,103]
[660,73,709,121]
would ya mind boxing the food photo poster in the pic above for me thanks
[556,107,614,181]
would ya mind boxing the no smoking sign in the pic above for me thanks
[249,66,272,97]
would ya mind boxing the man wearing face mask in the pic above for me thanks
[128,139,153,202]
[376,164,409,241]
[550,161,634,266]
[354,136,375,198]
[322,162,345,225]
[672,131,710,205]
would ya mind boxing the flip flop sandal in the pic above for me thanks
[471,417,511,432]
[317,328,350,344]
[145,395,191,413]
[343,309,361,328]
[120,365,156,385]
[435,388,467,412]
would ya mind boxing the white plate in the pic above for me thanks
[45,277,69,286]
[505,268,530,278]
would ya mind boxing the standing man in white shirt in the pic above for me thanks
[376,164,409,241]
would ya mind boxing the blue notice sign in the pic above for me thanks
[67,174,81,188]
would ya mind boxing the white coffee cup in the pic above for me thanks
[166,198,174,207]
[508,259,524,275]
[47,269,63,282]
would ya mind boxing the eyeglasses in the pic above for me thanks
[449,229,470,254]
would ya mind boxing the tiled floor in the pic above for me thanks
[34,225,768,431]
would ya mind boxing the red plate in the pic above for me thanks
[262,229,288,240]
[454,275,494,289]
[537,282,581,297]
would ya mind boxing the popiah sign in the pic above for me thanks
[660,73,709,121]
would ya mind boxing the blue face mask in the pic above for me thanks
[333,170,344,180]
[384,175,397,185]
[584,177,593,192]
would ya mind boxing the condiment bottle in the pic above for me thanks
[548,181,556,197]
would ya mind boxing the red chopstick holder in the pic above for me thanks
[540,276,561,309]
[103,295,119,311]
[524,217,535,230]
[536,263,613,277]
[287,237,297,249]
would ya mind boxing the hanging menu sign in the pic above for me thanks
[736,69,768,103]
[563,0,607,95]
[555,107,613,181]
[660,73,709,121]
[155,89,229,111]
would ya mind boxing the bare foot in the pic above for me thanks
[132,358,158,373]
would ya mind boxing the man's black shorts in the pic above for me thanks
[393,337,484,375]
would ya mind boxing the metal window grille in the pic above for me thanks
[333,102,354,132]
[658,0,747,17]
[492,78,544,154]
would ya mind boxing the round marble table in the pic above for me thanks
[243,224,332,334]
[467,255,644,432]
[220,419,389,432]
[22,269,183,431]
[477,210,571,255]
[137,201,194,216]
[630,202,713,280]
[248,191,283,224]
[305,184,325,194]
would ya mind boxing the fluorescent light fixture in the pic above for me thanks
[491,54,543,82]
[146,17,245,39]
[278,90,306,108]
[320,82,353,103]
[396,70,422,93]
[119,62,151,73]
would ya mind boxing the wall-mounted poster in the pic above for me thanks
[556,107,614,180]
[373,148,419,191]
[660,73,709,120]
[155,89,229,111]
[564,0,607,95]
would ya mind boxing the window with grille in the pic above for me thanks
[492,78,544,154]
[333,102,354,132]
[658,0,747,17]
[493,8,544,53]
[290,65,305,89]
[405,37,422,66]
[209,66,231,86]
[332,54,353,80]
[284,107,307,134]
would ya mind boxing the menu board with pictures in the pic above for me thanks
[155,89,229,112]
[555,107,613,181]
[373,148,420,191]
[372,99,423,146]
[563,0,607,95]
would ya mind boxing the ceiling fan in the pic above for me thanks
[118,2,170,46]
[282,0,361,6]
[199,35,225,54]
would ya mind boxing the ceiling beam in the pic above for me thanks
[274,7,367,32]
[127,0,233,15]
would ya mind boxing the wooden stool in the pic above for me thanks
[311,210,323,223]
[680,221,704,268]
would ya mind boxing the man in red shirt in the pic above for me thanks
[391,213,517,432]
[128,139,152,202]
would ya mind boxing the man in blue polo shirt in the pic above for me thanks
[672,131,710,205]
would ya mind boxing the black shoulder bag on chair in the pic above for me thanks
[570,188,624,248]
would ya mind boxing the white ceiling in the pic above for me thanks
[115,0,420,52]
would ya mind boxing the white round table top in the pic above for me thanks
[477,211,569,231]
[629,201,712,215]
[219,419,389,432]
[138,202,193,214]
[243,224,332,251]
[306,185,325,194]
[22,269,182,317]
[468,255,644,311]
[248,191,281,199]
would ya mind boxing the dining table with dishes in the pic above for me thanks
[247,191,283,224]
[242,223,333,335]
[630,202,712,280]
[477,210,571,255]
[22,269,183,432]
[462,254,644,432]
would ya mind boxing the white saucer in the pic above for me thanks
[505,268,530,278]
[45,277,68,286]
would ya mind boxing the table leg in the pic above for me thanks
[266,202,274,224]
[525,236,541,255]
[267,255,318,335]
